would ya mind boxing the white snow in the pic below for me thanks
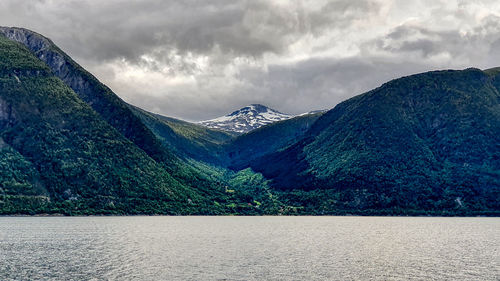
[198,104,293,133]
[198,105,326,133]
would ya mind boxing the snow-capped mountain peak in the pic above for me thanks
[198,104,292,133]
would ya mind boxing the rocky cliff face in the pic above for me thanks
[0,27,105,107]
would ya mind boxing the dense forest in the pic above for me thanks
[249,69,500,215]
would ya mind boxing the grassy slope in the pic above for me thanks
[129,105,234,164]
[250,68,500,215]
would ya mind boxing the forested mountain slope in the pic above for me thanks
[249,68,500,214]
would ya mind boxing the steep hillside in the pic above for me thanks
[0,27,175,164]
[250,68,500,215]
[199,104,292,133]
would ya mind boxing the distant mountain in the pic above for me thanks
[199,104,292,133]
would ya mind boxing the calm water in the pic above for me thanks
[0,217,498,280]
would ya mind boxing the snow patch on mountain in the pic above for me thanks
[198,104,292,133]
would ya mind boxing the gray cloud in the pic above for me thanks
[234,56,433,115]
[308,0,382,32]
[366,15,500,63]
[1,0,306,63]
[1,0,500,120]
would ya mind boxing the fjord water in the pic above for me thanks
[0,217,498,280]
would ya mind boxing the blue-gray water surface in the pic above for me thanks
[0,216,498,280]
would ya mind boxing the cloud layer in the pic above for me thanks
[1,0,500,120]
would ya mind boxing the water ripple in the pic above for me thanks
[0,217,498,280]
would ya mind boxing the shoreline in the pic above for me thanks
[1,214,498,218]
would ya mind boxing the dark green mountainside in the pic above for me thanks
[249,68,500,215]
[0,27,498,216]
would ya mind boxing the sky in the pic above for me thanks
[1,0,500,121]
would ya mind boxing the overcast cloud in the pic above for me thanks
[1,0,500,120]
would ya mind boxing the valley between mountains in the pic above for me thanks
[0,27,498,216]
